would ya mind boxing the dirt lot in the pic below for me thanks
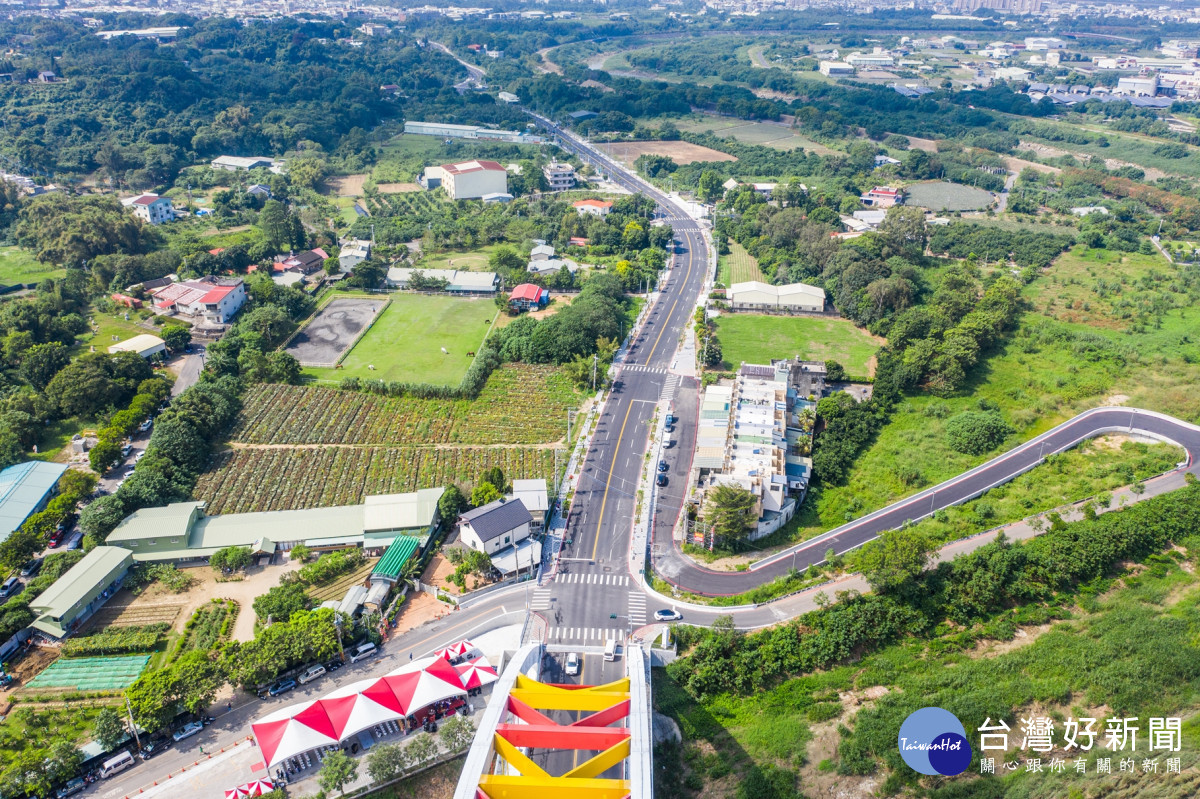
[595,140,737,167]
[325,175,368,196]
[285,298,389,367]
[392,591,451,635]
[376,182,422,193]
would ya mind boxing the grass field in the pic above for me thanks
[658,114,838,155]
[904,181,993,211]
[302,294,498,386]
[595,140,736,167]
[1020,121,1200,179]
[0,246,65,286]
[416,245,500,273]
[715,315,880,378]
[717,240,767,286]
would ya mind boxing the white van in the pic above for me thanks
[349,641,377,663]
[100,750,135,778]
[603,638,618,662]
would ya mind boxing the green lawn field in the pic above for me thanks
[302,293,498,386]
[0,246,65,286]
[717,240,767,286]
[416,245,500,273]
[716,314,880,378]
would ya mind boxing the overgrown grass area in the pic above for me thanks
[655,525,1200,798]
[302,294,498,386]
[715,314,879,379]
[0,246,65,286]
[0,704,114,774]
[1021,121,1200,179]
[414,245,500,273]
[716,240,767,286]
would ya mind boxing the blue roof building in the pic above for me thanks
[0,461,69,544]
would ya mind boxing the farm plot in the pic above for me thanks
[194,446,558,514]
[285,298,389,368]
[232,365,576,446]
[84,602,183,631]
[905,181,993,211]
[307,559,378,603]
[26,655,150,691]
[718,240,767,285]
[595,140,736,168]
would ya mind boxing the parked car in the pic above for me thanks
[665,414,678,425]
[47,529,65,548]
[172,721,204,742]
[55,777,85,797]
[664,423,675,434]
[66,536,82,550]
[564,652,580,676]
[20,558,43,578]
[56,513,77,533]
[298,664,326,685]
[349,642,377,663]
[0,577,22,600]
[139,419,153,433]
[135,451,147,461]
[656,474,668,487]
[657,460,669,472]
[267,679,297,697]
[120,443,133,457]
[325,659,343,672]
[654,609,683,622]
[139,738,170,759]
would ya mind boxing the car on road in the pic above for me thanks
[298,664,326,685]
[139,419,153,432]
[654,609,683,622]
[664,423,675,434]
[0,577,21,600]
[172,721,204,742]
[139,738,170,759]
[20,558,42,578]
[123,466,136,477]
[349,641,377,663]
[135,450,146,462]
[564,652,580,676]
[657,460,669,472]
[268,679,297,697]
[656,474,668,487]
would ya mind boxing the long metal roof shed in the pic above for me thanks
[0,461,68,544]
[29,546,133,638]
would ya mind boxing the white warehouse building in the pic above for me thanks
[423,160,508,200]
[727,281,826,313]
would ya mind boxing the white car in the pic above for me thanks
[139,419,153,433]
[564,652,580,676]
[654,609,683,622]
[172,721,204,743]
[298,664,326,685]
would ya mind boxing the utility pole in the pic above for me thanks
[591,353,598,392]
[125,695,142,751]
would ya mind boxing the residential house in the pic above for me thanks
[457,497,539,575]
[274,250,328,275]
[211,156,274,171]
[874,155,902,168]
[338,240,372,272]
[508,479,550,532]
[527,258,582,277]
[124,194,174,225]
[542,160,577,191]
[509,283,549,312]
[147,277,247,324]
[247,184,272,198]
[861,186,904,208]
[573,199,612,217]
[530,244,555,261]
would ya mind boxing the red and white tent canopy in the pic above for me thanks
[322,678,401,740]
[366,655,466,717]
[434,639,477,660]
[224,779,275,798]
[455,655,498,690]
[252,701,340,768]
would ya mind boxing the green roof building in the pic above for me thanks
[107,488,446,563]
[29,546,134,639]
[0,461,68,545]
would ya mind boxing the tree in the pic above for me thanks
[161,325,192,351]
[93,707,127,750]
[438,485,468,521]
[79,493,127,539]
[88,438,124,474]
[0,525,43,572]
[878,206,927,257]
[470,482,502,507]
[211,546,253,574]
[705,484,757,544]
[479,467,506,493]
[253,581,312,623]
[944,411,1013,455]
[440,716,476,752]
[366,743,407,782]
[701,335,722,368]
[19,342,70,390]
[290,544,312,562]
[824,360,846,382]
[257,199,302,250]
[853,528,932,594]
[697,170,725,204]
[405,734,438,765]
[318,749,358,796]
[47,740,84,784]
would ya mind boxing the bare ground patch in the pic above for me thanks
[325,174,368,196]
[376,182,422,193]
[595,140,737,167]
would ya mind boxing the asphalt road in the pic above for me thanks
[538,649,628,780]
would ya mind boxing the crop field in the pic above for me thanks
[195,446,557,513]
[661,114,838,155]
[717,240,767,285]
[595,140,736,167]
[308,559,380,602]
[235,365,577,445]
[26,655,150,691]
[716,314,881,379]
[85,602,184,631]
[302,294,498,386]
[904,181,993,211]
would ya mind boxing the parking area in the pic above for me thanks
[284,298,388,367]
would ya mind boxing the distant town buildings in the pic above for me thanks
[819,60,854,77]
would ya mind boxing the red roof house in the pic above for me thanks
[509,283,548,312]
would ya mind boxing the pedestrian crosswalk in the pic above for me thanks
[628,592,647,626]
[660,373,680,404]
[623,364,666,375]
[552,627,625,643]
[530,587,552,611]
[555,573,630,586]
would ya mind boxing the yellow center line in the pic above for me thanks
[592,399,636,562]
[643,234,698,363]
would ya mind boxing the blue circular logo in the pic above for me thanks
[898,707,972,776]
